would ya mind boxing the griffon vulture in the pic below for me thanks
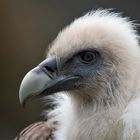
[15,9,140,140]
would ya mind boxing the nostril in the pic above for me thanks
[39,57,57,75]
[44,66,55,73]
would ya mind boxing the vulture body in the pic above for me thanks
[16,10,140,140]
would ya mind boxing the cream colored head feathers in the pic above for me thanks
[46,9,140,140]
[47,9,140,104]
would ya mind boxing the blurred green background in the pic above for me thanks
[0,0,140,139]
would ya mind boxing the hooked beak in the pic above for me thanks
[19,57,79,106]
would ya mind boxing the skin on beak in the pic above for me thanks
[19,58,80,107]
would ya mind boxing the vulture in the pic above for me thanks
[16,9,140,140]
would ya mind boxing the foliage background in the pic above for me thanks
[0,0,140,139]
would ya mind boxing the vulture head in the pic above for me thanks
[19,10,140,140]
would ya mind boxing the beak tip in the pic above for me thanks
[19,90,26,108]
[21,101,26,108]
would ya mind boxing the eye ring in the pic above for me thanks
[79,51,97,64]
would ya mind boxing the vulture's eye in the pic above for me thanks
[79,51,97,64]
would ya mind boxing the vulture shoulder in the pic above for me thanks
[15,121,56,140]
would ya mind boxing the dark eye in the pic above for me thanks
[79,51,97,64]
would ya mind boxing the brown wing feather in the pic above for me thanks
[15,121,56,140]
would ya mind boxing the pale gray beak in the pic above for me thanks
[19,57,80,106]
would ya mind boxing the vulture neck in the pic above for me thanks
[55,92,125,140]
